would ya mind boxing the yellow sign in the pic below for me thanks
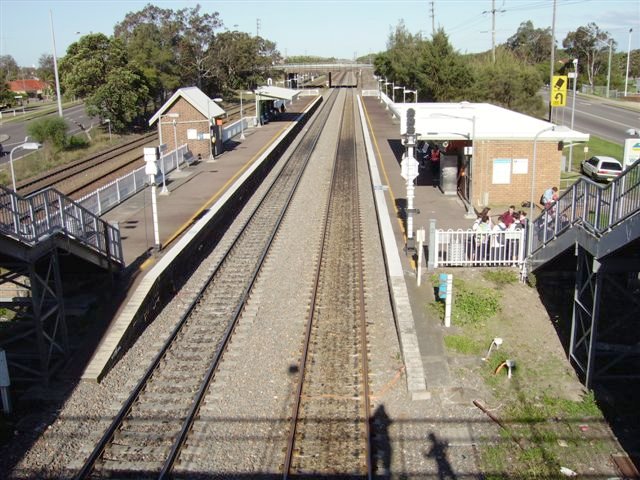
[551,75,568,107]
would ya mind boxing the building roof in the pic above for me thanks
[254,85,300,101]
[392,101,589,143]
[148,86,226,126]
[8,79,49,93]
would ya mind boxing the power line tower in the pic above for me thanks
[256,18,261,37]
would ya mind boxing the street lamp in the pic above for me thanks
[384,80,391,97]
[240,90,252,140]
[625,28,633,97]
[392,85,402,103]
[404,89,418,103]
[171,117,180,171]
[9,140,41,192]
[568,58,578,172]
[104,119,111,142]
[529,125,556,255]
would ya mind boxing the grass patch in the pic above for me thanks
[482,269,519,287]
[566,135,624,174]
[428,275,501,326]
[443,334,484,355]
[0,130,132,187]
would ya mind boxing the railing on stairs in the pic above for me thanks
[0,185,124,266]
[530,158,640,256]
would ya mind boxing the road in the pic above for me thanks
[548,91,640,145]
[0,103,97,162]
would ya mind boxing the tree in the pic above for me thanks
[59,33,129,98]
[470,50,546,117]
[505,21,553,64]
[175,5,223,88]
[0,55,20,81]
[27,117,68,161]
[563,23,616,87]
[418,29,474,102]
[86,67,150,131]
[114,4,181,106]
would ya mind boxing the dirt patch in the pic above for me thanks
[436,268,633,477]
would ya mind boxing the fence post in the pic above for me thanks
[428,219,436,271]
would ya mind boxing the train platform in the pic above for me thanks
[83,88,470,401]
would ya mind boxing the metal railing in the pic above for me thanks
[432,228,526,268]
[530,158,640,254]
[76,144,190,216]
[0,185,123,265]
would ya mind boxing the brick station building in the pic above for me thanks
[149,87,226,161]
[392,102,589,207]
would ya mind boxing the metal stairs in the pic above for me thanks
[527,159,640,388]
[0,184,123,269]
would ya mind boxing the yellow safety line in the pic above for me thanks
[140,124,291,271]
[361,99,416,269]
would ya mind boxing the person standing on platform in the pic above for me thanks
[429,144,441,181]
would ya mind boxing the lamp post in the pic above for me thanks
[171,118,180,171]
[9,140,41,192]
[393,85,402,103]
[104,119,112,142]
[595,39,613,98]
[240,90,252,140]
[568,58,578,172]
[157,113,178,192]
[404,89,417,103]
[625,28,633,96]
[529,125,556,255]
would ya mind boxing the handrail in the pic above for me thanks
[0,185,124,266]
[530,158,640,255]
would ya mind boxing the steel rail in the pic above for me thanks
[75,91,338,479]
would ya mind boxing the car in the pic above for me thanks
[581,155,623,182]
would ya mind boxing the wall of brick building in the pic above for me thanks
[471,139,561,207]
[159,97,213,160]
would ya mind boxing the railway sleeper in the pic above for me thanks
[112,430,176,446]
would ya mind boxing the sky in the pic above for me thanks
[1,0,639,67]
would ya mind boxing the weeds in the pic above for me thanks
[482,269,519,287]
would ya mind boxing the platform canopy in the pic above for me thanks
[392,101,589,143]
[254,85,300,101]
[149,86,226,126]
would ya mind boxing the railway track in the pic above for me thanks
[74,91,341,479]
[16,133,158,198]
[283,89,371,476]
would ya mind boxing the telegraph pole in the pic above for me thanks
[548,0,557,121]
[483,0,506,63]
[430,1,435,34]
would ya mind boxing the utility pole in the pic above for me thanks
[548,0,557,122]
[483,0,505,63]
[430,1,435,35]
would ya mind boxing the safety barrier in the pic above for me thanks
[432,228,525,268]
[76,144,190,216]
[0,185,123,265]
[530,158,640,254]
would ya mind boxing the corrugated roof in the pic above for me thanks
[254,85,300,101]
[392,102,589,142]
[149,86,226,126]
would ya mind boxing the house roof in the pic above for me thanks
[148,86,226,126]
[8,79,49,93]
[254,85,300,101]
[392,101,589,143]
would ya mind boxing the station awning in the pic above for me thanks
[254,85,300,102]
